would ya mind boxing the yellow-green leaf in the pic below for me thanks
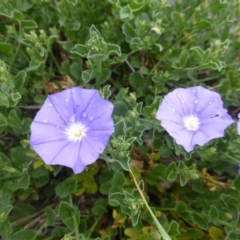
[209,226,225,240]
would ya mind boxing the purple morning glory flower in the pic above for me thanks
[237,113,240,135]
[156,86,233,152]
[30,87,114,174]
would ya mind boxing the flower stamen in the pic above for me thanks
[183,115,200,131]
[65,122,88,142]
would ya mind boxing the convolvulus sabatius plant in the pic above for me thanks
[0,0,240,239]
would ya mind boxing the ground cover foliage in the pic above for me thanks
[0,0,240,239]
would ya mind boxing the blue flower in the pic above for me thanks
[30,87,114,173]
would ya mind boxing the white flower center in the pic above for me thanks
[183,115,200,131]
[65,122,88,142]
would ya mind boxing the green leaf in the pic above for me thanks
[91,198,108,215]
[226,231,239,240]
[147,164,166,183]
[0,92,9,107]
[70,44,88,57]
[13,71,27,90]
[1,83,10,95]
[58,201,80,230]
[98,68,111,84]
[190,46,205,62]
[208,206,219,220]
[99,85,112,99]
[109,192,125,207]
[51,226,68,238]
[129,72,143,89]
[115,53,128,62]
[45,207,56,225]
[209,60,225,71]
[122,22,136,42]
[22,20,38,29]
[179,49,189,66]
[11,203,35,219]
[100,181,112,195]
[179,174,188,187]
[0,113,7,128]
[175,201,187,213]
[114,154,131,171]
[167,220,180,237]
[8,172,30,191]
[111,171,125,191]
[196,20,211,30]
[192,212,208,230]
[113,102,128,119]
[106,43,121,57]
[0,3,13,18]
[139,66,149,75]
[33,95,46,104]
[165,162,177,182]
[66,0,78,6]
[8,109,22,128]
[26,59,42,72]
[46,35,58,49]
[129,0,145,12]
[55,178,77,198]
[13,11,23,20]
[159,146,172,158]
[11,229,36,240]
[172,49,189,69]
[89,24,101,37]
[0,152,11,166]
[120,5,133,20]
[131,210,141,226]
[61,61,71,75]
[130,37,144,51]
[0,205,13,218]
[33,174,49,188]
[187,228,204,238]
[0,42,13,54]
[10,92,21,103]
[0,220,12,240]
[69,62,82,80]
[11,146,32,165]
[143,96,161,117]
[82,69,97,83]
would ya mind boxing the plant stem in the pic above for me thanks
[69,195,80,240]
[34,220,46,238]
[10,22,22,72]
[48,48,63,76]
[129,170,172,240]
[86,214,102,239]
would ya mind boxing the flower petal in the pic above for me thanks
[157,88,196,120]
[188,86,225,119]
[160,120,194,152]
[30,87,114,174]
[70,88,98,122]
[32,97,68,128]
[48,88,76,125]
[200,113,233,139]
[35,141,86,173]
[32,139,70,165]
[156,86,233,152]
[30,122,66,145]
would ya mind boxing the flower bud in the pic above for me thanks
[150,27,161,35]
